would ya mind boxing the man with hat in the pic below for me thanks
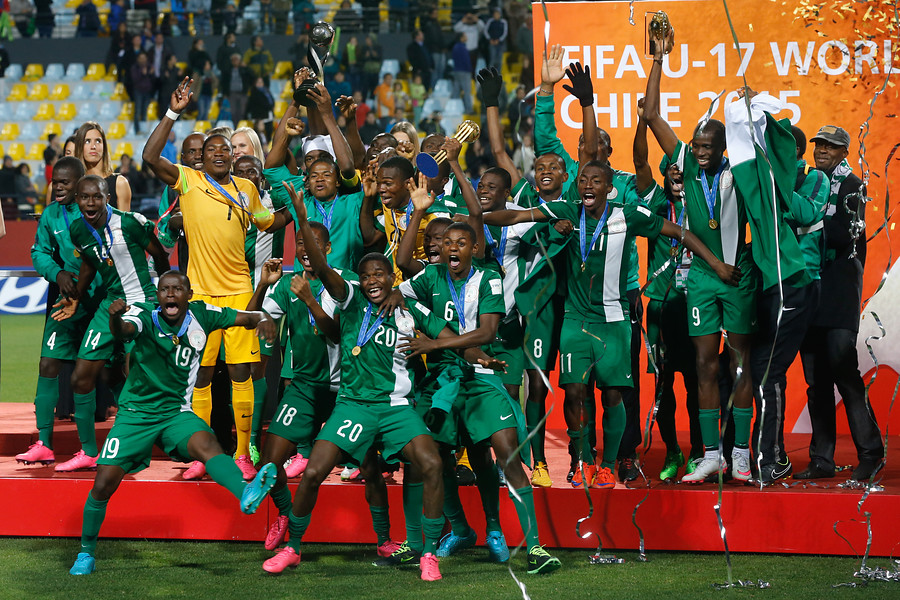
[795,124,884,482]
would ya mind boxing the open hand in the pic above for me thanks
[541,44,566,86]
[260,258,283,287]
[169,77,194,113]
[52,296,79,321]
[397,331,438,359]
[282,181,307,221]
[408,173,435,211]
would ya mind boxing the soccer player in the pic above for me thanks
[16,157,90,467]
[483,162,740,489]
[264,182,458,581]
[142,78,292,480]
[50,175,169,472]
[643,35,758,484]
[68,271,279,576]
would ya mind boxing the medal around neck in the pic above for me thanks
[416,121,481,178]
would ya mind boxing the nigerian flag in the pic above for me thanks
[725,94,809,291]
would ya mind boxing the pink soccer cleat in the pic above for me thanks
[183,460,206,480]
[54,450,98,472]
[265,515,289,551]
[15,441,55,465]
[284,454,308,478]
[263,546,301,574]
[235,455,258,480]
[377,539,402,558]
[420,552,442,581]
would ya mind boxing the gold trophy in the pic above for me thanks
[416,120,481,178]
[645,11,674,58]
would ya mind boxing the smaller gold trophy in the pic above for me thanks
[416,120,481,178]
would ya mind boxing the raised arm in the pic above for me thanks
[633,98,654,192]
[306,83,355,180]
[291,274,339,341]
[266,69,308,173]
[483,207,548,226]
[534,44,570,161]
[108,298,136,340]
[232,309,277,343]
[561,61,597,162]
[444,138,484,256]
[141,77,193,186]
[247,258,283,311]
[643,30,679,158]
[396,173,432,277]
[336,95,366,169]
[478,67,519,184]
[358,159,385,247]
[659,220,740,285]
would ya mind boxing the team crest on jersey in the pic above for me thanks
[608,218,627,234]
[721,170,734,189]
[112,228,126,244]
[188,329,206,350]
[607,187,618,200]
[396,313,414,333]
[465,286,478,302]
[238,191,249,206]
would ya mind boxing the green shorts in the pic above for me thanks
[415,375,459,447]
[266,382,336,445]
[490,317,525,386]
[646,296,695,374]
[558,317,633,388]
[77,298,128,362]
[41,295,94,361]
[455,373,523,445]
[97,409,211,473]
[684,262,758,336]
[280,333,293,380]
[316,400,428,465]
[523,297,561,371]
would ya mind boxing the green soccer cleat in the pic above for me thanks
[372,540,422,567]
[248,443,261,466]
[242,462,276,514]
[69,552,95,575]
[659,449,685,481]
[527,546,561,574]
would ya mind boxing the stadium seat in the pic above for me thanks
[195,120,212,132]
[65,63,87,81]
[41,122,63,139]
[236,120,253,129]
[421,97,444,115]
[273,61,294,80]
[111,142,134,161]
[26,143,45,160]
[274,100,288,118]
[84,63,106,81]
[117,103,135,121]
[176,62,187,74]
[0,103,12,122]
[6,83,27,101]
[444,98,464,116]
[76,101,96,118]
[111,82,128,100]
[215,119,235,130]
[172,120,195,140]
[208,101,220,122]
[98,102,120,120]
[14,103,37,120]
[28,83,50,101]
[23,64,45,81]
[0,123,20,141]
[147,101,159,121]
[49,83,71,101]
[105,65,118,81]
[6,143,26,160]
[269,79,283,98]
[0,143,4,157]
[34,103,56,121]
[379,59,401,79]
[45,63,65,80]
[441,115,463,136]
[106,122,128,139]
[3,64,23,80]
[432,79,452,97]
[70,82,92,100]
[281,81,293,99]
[20,122,41,139]
[92,81,115,99]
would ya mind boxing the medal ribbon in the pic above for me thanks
[482,224,508,270]
[446,267,475,330]
[670,203,685,253]
[313,198,336,229]
[203,173,253,219]
[579,203,609,267]
[152,307,192,344]
[81,205,114,263]
[356,301,387,349]
[699,160,726,224]
[307,286,324,331]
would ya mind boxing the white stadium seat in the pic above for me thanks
[65,63,87,81]
[45,63,65,80]
[4,64,24,80]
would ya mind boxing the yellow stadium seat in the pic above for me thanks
[105,65,118,82]
[106,122,127,139]
[34,103,55,121]
[65,0,80,7]
[111,142,134,160]
[6,83,27,102]
[57,102,77,121]
[236,120,253,130]
[117,103,134,120]
[147,101,159,121]
[208,101,219,122]
[6,143,26,160]
[49,83,71,101]
[0,143,4,157]
[23,64,44,81]
[177,62,187,73]
[42,123,63,139]
[274,100,288,118]
[273,61,294,80]
[111,82,128,100]
[27,83,49,101]
[195,120,212,132]
[26,143,44,160]
[84,63,106,81]
[281,81,293,99]
[0,123,20,140]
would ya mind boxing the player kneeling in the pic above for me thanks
[69,271,279,575]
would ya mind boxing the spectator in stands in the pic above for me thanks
[450,32,473,112]
[244,35,274,85]
[453,11,484,74]
[247,76,275,137]
[222,52,252,123]
[258,0,272,33]
[223,2,238,35]
[139,18,155,51]
[484,7,508,71]
[76,0,102,37]
[211,0,227,35]
[512,132,534,181]
[518,54,533,91]
[121,34,144,100]
[407,29,434,91]
[131,52,156,135]
[333,0,361,32]
[189,38,212,75]
[361,33,383,99]
[327,70,352,105]
[14,164,40,207]
[74,122,132,211]
[159,11,178,36]
[34,0,53,38]
[10,0,35,38]
[359,111,382,145]
[161,131,178,164]
[271,0,290,34]
[420,7,445,80]
[409,73,426,123]
[393,81,411,117]
[292,0,315,35]
[43,133,60,185]
[341,35,361,91]
[418,110,444,136]
[515,11,533,59]
[390,121,420,156]
[106,22,131,70]
[63,135,76,157]
[188,0,212,35]
[216,32,239,74]
[196,60,218,121]
[0,157,17,206]
[383,107,407,134]
[352,90,369,127]
[151,32,175,80]
[289,32,310,72]
[108,0,127,33]
[507,83,530,122]
[374,73,396,126]
[157,54,183,118]
[389,0,411,32]
[119,154,147,197]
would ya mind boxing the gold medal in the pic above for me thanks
[581,262,586,272]
[172,336,179,346]
[106,257,115,266]
[73,249,80,257]
[351,345,361,356]
[670,247,678,256]
[313,326,319,336]
[708,219,718,230]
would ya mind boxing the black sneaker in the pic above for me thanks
[618,455,640,482]
[456,464,476,486]
[759,458,792,484]
[794,462,835,480]
[852,459,884,482]
[526,545,561,575]
[372,541,421,567]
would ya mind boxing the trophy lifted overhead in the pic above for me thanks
[295,21,336,107]
[646,10,675,58]
[415,120,481,178]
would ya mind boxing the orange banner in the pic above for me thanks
[532,0,900,435]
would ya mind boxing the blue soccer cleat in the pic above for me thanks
[436,528,477,557]
[485,530,510,562]
[69,552,95,575]
[242,462,276,514]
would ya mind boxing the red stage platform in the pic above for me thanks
[1,402,898,556]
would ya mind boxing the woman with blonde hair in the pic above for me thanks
[390,121,420,159]
[232,126,265,162]
[74,122,132,211]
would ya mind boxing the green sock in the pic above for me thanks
[287,511,311,552]
[369,505,391,545]
[600,402,626,469]
[473,461,501,533]
[73,391,98,456]
[732,407,754,449]
[205,454,246,499]
[249,378,267,448]
[525,399,547,463]
[34,376,58,448]
[699,408,721,450]
[80,492,108,556]
[567,428,594,465]
[402,481,424,553]
[442,470,470,536]
[422,516,445,556]
[270,485,293,515]
[509,486,540,550]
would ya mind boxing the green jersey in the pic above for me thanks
[69,208,157,304]
[119,300,238,414]
[31,201,102,298]
[642,182,685,301]
[334,281,447,405]
[246,189,288,287]
[398,263,505,374]
[538,200,663,323]
[787,160,828,281]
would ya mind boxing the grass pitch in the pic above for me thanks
[1,315,43,403]
[0,538,897,600]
